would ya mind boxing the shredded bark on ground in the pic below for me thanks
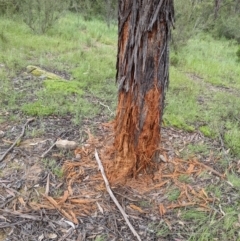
[0,117,237,240]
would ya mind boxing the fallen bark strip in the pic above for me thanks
[43,194,78,224]
[0,118,35,162]
[94,149,142,241]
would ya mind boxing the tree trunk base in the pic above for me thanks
[110,86,162,183]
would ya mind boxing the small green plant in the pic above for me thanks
[199,125,215,138]
[206,184,222,199]
[178,174,191,183]
[224,126,240,158]
[27,128,45,138]
[148,221,171,238]
[227,173,240,188]
[138,200,151,208]
[187,143,209,156]
[95,235,106,241]
[42,159,64,178]
[167,188,181,201]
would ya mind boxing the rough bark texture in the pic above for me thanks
[114,0,174,178]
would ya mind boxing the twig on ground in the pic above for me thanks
[93,100,114,116]
[45,173,50,195]
[41,129,74,158]
[0,196,17,209]
[58,227,75,241]
[41,140,57,158]
[0,209,73,228]
[0,209,45,222]
[0,220,29,228]
[193,159,225,178]
[0,118,35,162]
[94,149,142,241]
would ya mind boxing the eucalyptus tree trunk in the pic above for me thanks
[114,0,174,177]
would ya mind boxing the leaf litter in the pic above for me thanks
[0,117,239,240]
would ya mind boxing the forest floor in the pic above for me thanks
[0,112,239,241]
[0,13,240,241]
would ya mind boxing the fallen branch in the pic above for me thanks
[0,209,45,222]
[0,118,35,162]
[0,209,73,228]
[94,149,142,241]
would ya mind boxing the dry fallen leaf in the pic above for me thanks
[38,234,44,241]
[47,233,57,239]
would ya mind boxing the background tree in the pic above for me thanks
[113,0,174,178]
[214,0,222,19]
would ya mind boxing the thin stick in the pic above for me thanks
[94,149,142,241]
[193,159,225,179]
[0,118,35,162]
[45,173,50,195]
[40,129,73,158]
[41,140,57,158]
[58,227,74,241]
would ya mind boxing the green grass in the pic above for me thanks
[167,188,181,201]
[0,13,117,122]
[166,34,240,157]
[182,208,240,241]
[181,34,240,89]
[42,158,64,178]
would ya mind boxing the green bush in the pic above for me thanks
[20,0,70,34]
[171,0,213,52]
[214,15,240,43]
[0,0,20,15]
[69,0,117,26]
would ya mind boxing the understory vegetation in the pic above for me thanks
[0,2,240,240]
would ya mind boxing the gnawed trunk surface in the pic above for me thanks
[114,0,174,177]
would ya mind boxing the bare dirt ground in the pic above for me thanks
[0,114,239,240]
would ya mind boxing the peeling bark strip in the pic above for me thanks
[114,0,174,175]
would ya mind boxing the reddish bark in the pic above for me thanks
[113,0,174,178]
